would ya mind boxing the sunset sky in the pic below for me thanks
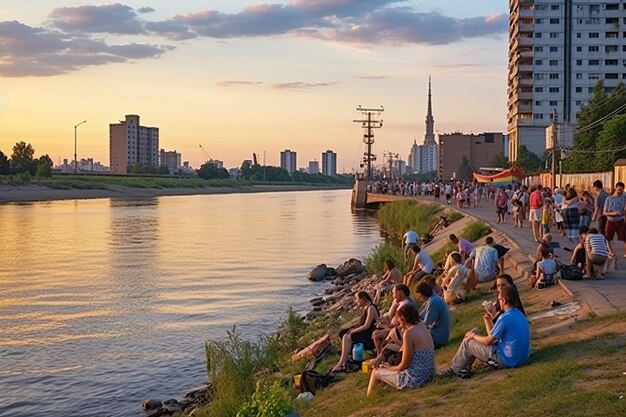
[0,1,509,172]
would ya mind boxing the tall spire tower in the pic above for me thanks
[424,76,436,146]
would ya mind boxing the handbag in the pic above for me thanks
[559,263,583,280]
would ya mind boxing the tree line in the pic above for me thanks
[0,141,53,177]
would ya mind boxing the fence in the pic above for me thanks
[524,171,613,191]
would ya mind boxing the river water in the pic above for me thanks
[0,189,381,417]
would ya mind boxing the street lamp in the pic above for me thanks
[74,120,86,174]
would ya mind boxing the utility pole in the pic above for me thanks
[353,106,384,181]
[551,109,558,189]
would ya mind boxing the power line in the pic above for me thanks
[575,100,626,134]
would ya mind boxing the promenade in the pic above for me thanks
[412,195,626,316]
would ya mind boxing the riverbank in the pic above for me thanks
[0,183,351,203]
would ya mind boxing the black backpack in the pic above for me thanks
[299,370,334,394]
[559,263,583,281]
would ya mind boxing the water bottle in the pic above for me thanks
[352,343,364,362]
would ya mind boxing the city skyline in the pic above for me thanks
[0,1,509,171]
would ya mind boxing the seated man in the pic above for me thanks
[440,286,530,378]
[402,230,420,260]
[404,245,434,287]
[466,244,499,292]
[416,282,450,349]
[371,284,415,356]
[570,225,590,269]
[449,234,476,263]
[440,252,469,304]
[486,236,510,274]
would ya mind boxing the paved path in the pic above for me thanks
[414,195,626,316]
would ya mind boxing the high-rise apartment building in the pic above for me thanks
[321,150,337,176]
[160,149,182,174]
[280,149,297,173]
[308,160,320,174]
[507,0,626,160]
[408,139,421,174]
[110,115,159,174]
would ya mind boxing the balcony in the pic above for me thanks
[519,36,533,46]
[519,8,534,19]
[519,23,534,33]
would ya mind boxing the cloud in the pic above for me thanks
[217,80,264,87]
[137,7,156,14]
[48,3,146,34]
[0,20,170,77]
[356,74,389,80]
[271,81,337,90]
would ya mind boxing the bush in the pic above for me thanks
[364,240,410,275]
[377,201,442,239]
[237,380,295,417]
[461,221,491,242]
[36,163,52,178]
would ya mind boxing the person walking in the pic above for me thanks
[603,182,626,257]
[592,180,609,238]
[528,185,544,243]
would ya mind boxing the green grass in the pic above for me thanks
[376,201,444,239]
[363,240,410,276]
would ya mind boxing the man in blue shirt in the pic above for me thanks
[416,282,450,348]
[442,286,530,377]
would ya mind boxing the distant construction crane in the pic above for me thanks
[199,144,211,163]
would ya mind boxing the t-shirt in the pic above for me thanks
[419,294,450,347]
[595,190,609,216]
[537,258,557,275]
[530,190,543,209]
[404,231,419,245]
[492,244,510,259]
[491,308,531,368]
[541,206,551,224]
[471,246,499,282]
[458,239,475,255]
[585,234,609,257]
[603,193,626,222]
[415,251,434,274]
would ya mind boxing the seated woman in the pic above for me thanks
[440,252,469,305]
[331,291,379,373]
[367,303,435,395]
[532,245,558,288]
[570,225,590,269]
[484,274,526,323]
[374,259,403,303]
[584,227,613,279]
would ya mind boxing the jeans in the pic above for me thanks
[451,337,500,373]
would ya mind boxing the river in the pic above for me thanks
[0,189,382,417]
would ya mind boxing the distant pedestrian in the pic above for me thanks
[603,182,626,256]
[592,180,609,238]
[562,188,581,243]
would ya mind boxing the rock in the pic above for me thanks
[163,399,182,413]
[146,407,168,417]
[142,399,162,411]
[309,297,324,306]
[307,264,329,281]
[326,267,337,276]
[336,258,364,277]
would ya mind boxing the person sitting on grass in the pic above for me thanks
[465,243,499,292]
[420,274,443,298]
[483,274,526,323]
[367,303,435,396]
[439,286,530,378]
[486,236,510,276]
[331,291,379,373]
[532,245,558,289]
[583,227,613,280]
[373,259,403,303]
[448,233,475,263]
[415,282,450,349]
[404,245,434,287]
[440,252,469,305]
[371,284,415,357]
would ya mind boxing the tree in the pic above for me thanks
[0,150,10,175]
[593,113,626,171]
[489,152,511,169]
[36,162,52,177]
[197,163,230,179]
[456,156,473,180]
[515,145,542,174]
[11,141,36,174]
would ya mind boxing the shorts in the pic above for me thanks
[598,216,608,237]
[605,219,626,241]
[529,208,542,222]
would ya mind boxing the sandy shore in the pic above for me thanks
[0,183,352,203]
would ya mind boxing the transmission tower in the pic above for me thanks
[353,105,384,180]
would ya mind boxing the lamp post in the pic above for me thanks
[74,120,86,174]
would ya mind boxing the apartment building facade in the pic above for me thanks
[109,115,159,174]
[280,149,297,173]
[507,0,626,160]
[438,132,505,179]
[321,150,337,176]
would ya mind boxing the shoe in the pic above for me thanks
[436,368,456,378]
[486,359,502,370]
[457,369,473,379]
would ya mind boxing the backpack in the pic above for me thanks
[299,370,334,394]
[559,263,583,281]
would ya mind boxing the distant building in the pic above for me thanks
[393,159,407,178]
[321,150,337,176]
[308,160,320,175]
[160,149,182,174]
[110,114,159,174]
[408,78,438,175]
[58,158,109,172]
[438,132,505,180]
[280,149,297,173]
[408,140,421,174]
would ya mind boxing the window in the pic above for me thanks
[549,60,558,66]
[589,73,600,80]
[590,5,600,12]
[535,18,543,24]
[535,100,542,106]
[535,87,543,92]
[576,73,583,79]
[549,100,558,106]
[606,45,619,52]
[606,59,618,65]
[576,46,582,52]
[550,46,558,52]
[536,4,547,11]
[589,46,599,52]
[535,73,545,80]
[606,4,619,11]
[589,32,599,38]
[485,134,495,144]
[549,87,559,93]
[576,87,583,93]
[550,32,559,38]
[606,73,619,79]
[535,46,543,52]
[551,5,559,10]
[550,18,560,24]
[536,59,543,65]
[577,32,582,38]
[589,59,600,65]
[606,32,619,38]
[623,74,626,79]
[576,59,583,65]
[607,18,619,24]
[534,114,544,119]
[535,32,542,38]
[576,100,582,105]
[549,73,559,79]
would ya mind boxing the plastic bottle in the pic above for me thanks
[352,343,364,362]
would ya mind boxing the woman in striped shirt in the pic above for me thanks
[584,228,614,279]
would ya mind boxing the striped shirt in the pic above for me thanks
[585,234,609,257]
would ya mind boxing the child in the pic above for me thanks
[513,199,523,228]
[542,199,553,234]
[554,203,564,235]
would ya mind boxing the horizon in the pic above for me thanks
[0,0,509,171]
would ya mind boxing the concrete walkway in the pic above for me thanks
[415,195,626,316]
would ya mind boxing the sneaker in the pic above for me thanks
[436,368,456,378]
[457,369,473,379]
[486,359,502,370]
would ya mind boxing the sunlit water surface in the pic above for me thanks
[0,190,381,417]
